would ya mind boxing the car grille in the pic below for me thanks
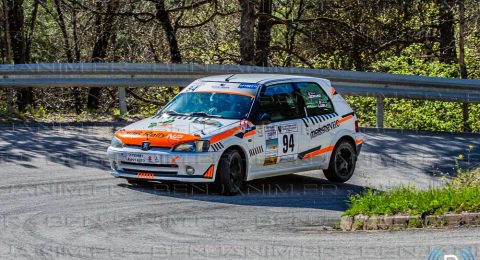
[118,161,179,175]
[122,168,177,175]
[120,161,178,168]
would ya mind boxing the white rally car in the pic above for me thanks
[107,74,363,194]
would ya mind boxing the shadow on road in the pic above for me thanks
[120,174,366,211]
[0,125,118,170]
[360,130,480,176]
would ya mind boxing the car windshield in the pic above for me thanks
[160,92,254,119]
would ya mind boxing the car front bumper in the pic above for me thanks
[107,146,221,183]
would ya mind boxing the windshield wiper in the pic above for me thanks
[189,112,224,118]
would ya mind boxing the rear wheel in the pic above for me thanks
[214,149,246,195]
[323,140,357,183]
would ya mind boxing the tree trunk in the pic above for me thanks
[436,0,457,64]
[87,0,119,110]
[71,1,82,113]
[2,0,14,112]
[255,0,272,66]
[7,0,33,111]
[458,0,470,132]
[54,0,83,114]
[24,0,39,63]
[238,0,255,65]
[351,4,363,71]
[53,0,73,61]
[155,0,182,63]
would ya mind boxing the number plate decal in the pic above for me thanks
[264,122,299,165]
[125,153,163,164]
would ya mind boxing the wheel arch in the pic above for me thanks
[221,144,249,180]
[336,135,357,153]
[325,131,357,164]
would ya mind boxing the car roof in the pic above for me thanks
[180,74,331,98]
[197,74,319,84]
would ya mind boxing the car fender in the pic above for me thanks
[207,125,252,180]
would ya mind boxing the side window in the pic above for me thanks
[296,82,334,116]
[257,83,304,122]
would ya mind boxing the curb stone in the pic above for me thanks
[339,212,480,231]
[464,212,480,225]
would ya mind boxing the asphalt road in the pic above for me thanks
[0,123,479,260]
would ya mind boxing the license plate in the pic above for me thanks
[125,153,162,164]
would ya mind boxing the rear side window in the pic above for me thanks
[257,83,304,122]
[296,82,334,116]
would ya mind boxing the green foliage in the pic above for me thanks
[344,168,480,216]
[1,0,479,131]
[371,44,459,77]
[344,45,480,132]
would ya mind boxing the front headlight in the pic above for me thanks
[172,140,210,152]
[111,136,124,148]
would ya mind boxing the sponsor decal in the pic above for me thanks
[277,123,298,134]
[238,83,259,89]
[307,92,322,98]
[193,118,223,127]
[256,125,264,137]
[317,100,328,108]
[116,130,199,148]
[265,125,277,140]
[211,83,230,89]
[265,138,278,156]
[278,154,295,163]
[265,125,278,157]
[186,84,202,92]
[310,121,339,138]
[148,119,175,128]
[120,130,185,140]
[264,156,277,166]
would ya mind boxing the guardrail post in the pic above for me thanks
[376,97,384,128]
[462,103,470,132]
[118,87,127,115]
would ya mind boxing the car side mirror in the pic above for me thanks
[256,112,272,125]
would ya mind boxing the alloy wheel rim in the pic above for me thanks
[229,156,243,187]
[335,147,354,177]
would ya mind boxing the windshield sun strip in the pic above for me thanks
[192,90,256,98]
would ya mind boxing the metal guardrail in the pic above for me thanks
[1,63,480,127]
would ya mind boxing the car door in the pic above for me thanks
[295,82,338,166]
[249,83,307,170]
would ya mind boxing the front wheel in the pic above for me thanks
[214,149,246,195]
[323,140,357,183]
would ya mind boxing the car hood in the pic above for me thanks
[114,114,240,148]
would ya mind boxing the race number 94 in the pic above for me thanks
[282,134,294,153]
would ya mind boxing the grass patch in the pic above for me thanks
[344,169,480,216]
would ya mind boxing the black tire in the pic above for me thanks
[214,149,246,195]
[127,178,151,186]
[323,140,357,183]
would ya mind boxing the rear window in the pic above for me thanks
[296,82,334,116]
